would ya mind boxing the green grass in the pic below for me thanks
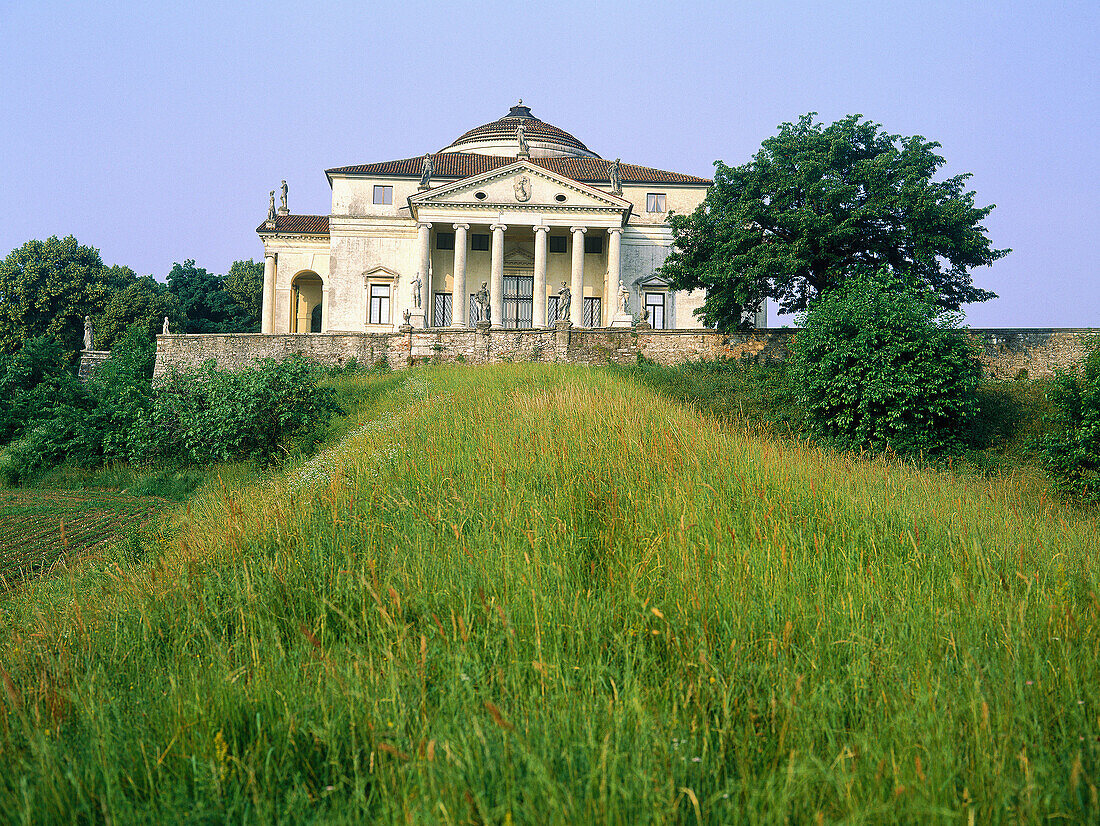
[1,364,1097,823]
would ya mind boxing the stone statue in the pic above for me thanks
[475,282,490,323]
[162,316,170,335]
[412,274,422,309]
[609,158,622,195]
[517,122,529,156]
[83,315,93,350]
[419,153,433,188]
[268,190,276,220]
[279,180,288,212]
[619,279,629,314]
[558,281,571,320]
[513,175,531,202]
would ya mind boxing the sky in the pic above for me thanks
[0,0,1096,328]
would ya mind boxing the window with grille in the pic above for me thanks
[583,235,603,254]
[547,295,560,324]
[436,232,455,250]
[548,235,567,254]
[646,193,667,212]
[645,291,666,329]
[369,284,391,325]
[471,234,490,251]
[502,275,534,329]
[433,292,452,327]
[582,297,602,327]
[373,185,393,205]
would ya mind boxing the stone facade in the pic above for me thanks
[152,328,1098,380]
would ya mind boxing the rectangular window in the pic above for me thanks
[583,235,603,255]
[646,193,667,213]
[436,232,455,250]
[470,293,481,324]
[433,292,452,327]
[582,296,602,327]
[645,291,666,329]
[547,295,560,324]
[471,233,490,251]
[373,185,393,205]
[548,235,567,254]
[502,275,534,329]
[369,284,391,325]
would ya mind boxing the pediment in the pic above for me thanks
[409,161,630,213]
[503,247,535,267]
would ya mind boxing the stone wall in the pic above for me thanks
[153,327,1098,380]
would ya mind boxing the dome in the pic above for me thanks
[441,102,600,159]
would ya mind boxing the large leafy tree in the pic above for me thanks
[167,260,252,333]
[223,259,264,331]
[661,114,1009,328]
[0,236,133,355]
[95,276,185,350]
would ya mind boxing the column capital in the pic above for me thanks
[417,221,433,230]
[570,226,588,234]
[533,225,551,234]
[607,226,624,235]
[490,223,508,232]
[452,223,470,231]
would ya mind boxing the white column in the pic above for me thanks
[490,223,507,328]
[606,227,623,325]
[416,222,432,298]
[452,223,469,327]
[570,226,586,326]
[533,225,549,327]
[261,253,276,333]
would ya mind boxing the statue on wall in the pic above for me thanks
[162,316,171,335]
[558,282,571,320]
[475,282,490,323]
[279,180,288,212]
[412,274,422,309]
[517,122,529,156]
[619,279,629,314]
[83,315,94,350]
[419,153,433,188]
[609,158,622,195]
[268,190,276,220]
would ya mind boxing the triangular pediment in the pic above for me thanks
[503,247,535,267]
[409,160,631,214]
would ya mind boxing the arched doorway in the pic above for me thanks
[290,271,323,333]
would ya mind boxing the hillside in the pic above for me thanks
[1,364,1097,823]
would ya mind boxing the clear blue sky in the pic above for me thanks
[1,0,1095,327]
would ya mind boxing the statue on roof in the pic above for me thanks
[609,158,622,195]
[268,190,276,220]
[419,153,433,189]
[517,122,529,157]
[279,180,288,214]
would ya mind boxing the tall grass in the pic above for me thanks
[1,364,1097,823]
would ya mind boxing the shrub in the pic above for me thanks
[789,269,983,455]
[1041,342,1100,504]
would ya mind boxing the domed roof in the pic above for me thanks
[442,102,599,159]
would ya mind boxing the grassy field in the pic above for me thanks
[0,364,1097,823]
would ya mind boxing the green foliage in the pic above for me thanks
[1041,343,1100,504]
[148,357,338,464]
[167,260,252,333]
[95,276,184,350]
[0,236,131,355]
[222,259,264,330]
[661,113,1007,326]
[789,269,983,455]
[0,336,89,445]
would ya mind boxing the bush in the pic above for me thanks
[149,357,338,464]
[1041,343,1100,504]
[789,269,983,455]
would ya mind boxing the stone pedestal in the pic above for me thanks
[398,323,413,334]
[635,320,652,331]
[408,311,427,329]
[78,349,111,382]
[610,312,633,328]
[555,320,573,348]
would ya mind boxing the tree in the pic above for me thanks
[167,260,250,333]
[788,268,983,455]
[1040,343,1100,505]
[95,276,185,350]
[0,236,134,355]
[660,114,1009,328]
[223,259,264,331]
